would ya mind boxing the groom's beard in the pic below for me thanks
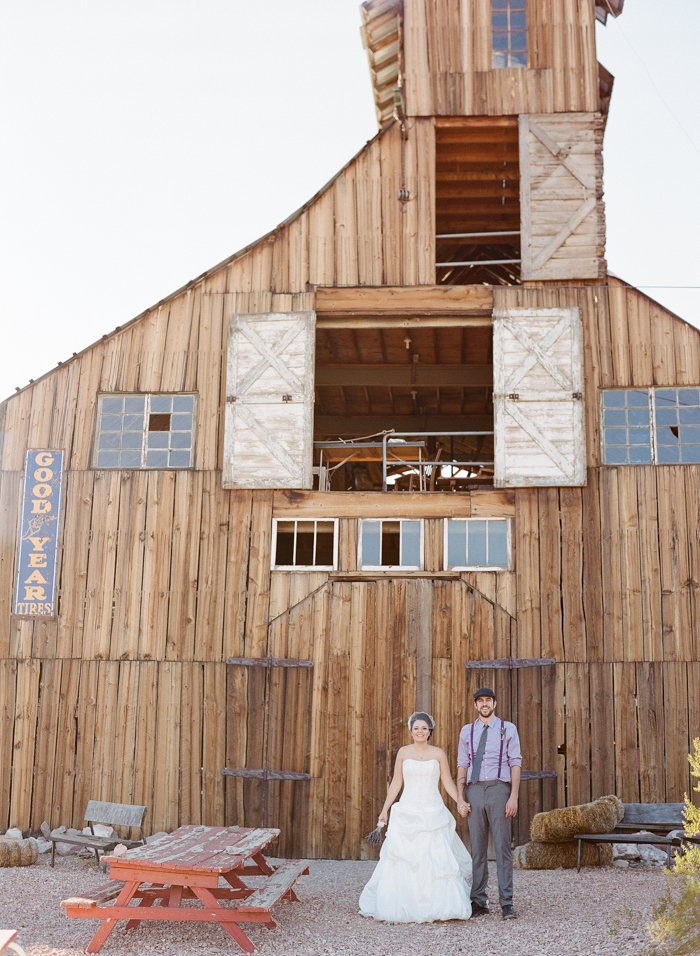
[478,706,494,719]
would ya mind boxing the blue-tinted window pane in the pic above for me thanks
[122,414,145,431]
[627,407,649,426]
[100,414,122,430]
[604,409,626,426]
[491,0,508,8]
[655,389,677,406]
[170,431,192,449]
[99,431,121,450]
[121,431,143,449]
[146,450,168,468]
[447,521,466,568]
[604,446,628,465]
[603,391,626,407]
[97,450,120,467]
[361,522,381,567]
[120,449,142,467]
[492,33,508,50]
[657,426,679,445]
[169,450,191,467]
[678,388,700,406]
[509,50,528,65]
[492,51,508,68]
[467,521,488,567]
[492,11,508,28]
[148,432,169,449]
[657,445,680,464]
[628,428,650,445]
[681,446,700,463]
[172,395,195,412]
[102,396,123,413]
[679,406,700,424]
[605,428,627,446]
[488,522,508,568]
[680,426,700,443]
[656,407,678,426]
[401,522,422,567]
[124,395,146,413]
[150,395,172,413]
[510,31,527,51]
[627,390,649,407]
[171,413,193,431]
[511,10,526,27]
[628,446,652,465]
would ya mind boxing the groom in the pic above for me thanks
[456,688,522,920]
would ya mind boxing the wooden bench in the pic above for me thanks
[61,881,127,909]
[50,801,147,868]
[238,860,310,913]
[574,802,686,872]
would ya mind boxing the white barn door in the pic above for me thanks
[493,307,586,487]
[223,311,316,489]
[519,112,605,281]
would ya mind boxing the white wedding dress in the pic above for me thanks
[359,758,472,923]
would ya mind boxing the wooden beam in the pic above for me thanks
[464,657,557,669]
[221,768,311,781]
[316,316,492,328]
[315,365,492,387]
[225,657,314,668]
[273,490,509,519]
[314,414,493,433]
[315,285,494,316]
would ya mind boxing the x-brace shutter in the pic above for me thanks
[223,312,316,489]
[493,307,586,487]
[519,112,606,281]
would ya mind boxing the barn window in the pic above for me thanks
[491,0,527,69]
[602,390,652,464]
[602,387,700,465]
[272,519,338,570]
[444,518,510,570]
[359,519,423,569]
[94,393,195,469]
[654,388,700,464]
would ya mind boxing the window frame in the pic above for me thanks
[92,392,197,470]
[271,518,339,571]
[358,518,425,571]
[491,0,528,70]
[443,517,512,571]
[600,387,700,466]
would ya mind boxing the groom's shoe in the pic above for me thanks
[501,904,517,920]
[470,903,490,918]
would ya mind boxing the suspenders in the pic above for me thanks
[470,718,506,782]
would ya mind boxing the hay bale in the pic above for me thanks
[514,840,613,869]
[530,794,624,843]
[0,836,39,867]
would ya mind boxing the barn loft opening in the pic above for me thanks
[435,117,521,287]
[313,324,494,491]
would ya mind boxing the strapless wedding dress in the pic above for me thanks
[359,758,472,922]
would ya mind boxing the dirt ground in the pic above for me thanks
[0,855,664,956]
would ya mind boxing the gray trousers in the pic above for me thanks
[466,780,513,908]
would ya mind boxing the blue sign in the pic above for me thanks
[13,449,64,619]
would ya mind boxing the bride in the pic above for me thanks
[359,712,472,923]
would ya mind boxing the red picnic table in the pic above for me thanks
[60,825,309,954]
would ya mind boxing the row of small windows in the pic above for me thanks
[272,519,511,572]
[602,388,700,465]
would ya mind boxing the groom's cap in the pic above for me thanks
[473,687,496,700]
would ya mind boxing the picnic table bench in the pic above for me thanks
[50,800,147,868]
[574,802,691,872]
[61,825,309,953]
[0,930,26,956]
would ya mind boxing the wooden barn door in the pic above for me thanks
[519,112,605,281]
[223,311,316,489]
[493,306,586,487]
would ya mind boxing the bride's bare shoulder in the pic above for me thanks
[430,745,448,759]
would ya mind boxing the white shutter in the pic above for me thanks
[223,311,316,489]
[493,307,586,487]
[519,112,605,281]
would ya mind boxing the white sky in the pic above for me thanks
[1,0,698,403]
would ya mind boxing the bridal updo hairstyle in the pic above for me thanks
[407,711,435,739]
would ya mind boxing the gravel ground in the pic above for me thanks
[0,854,665,956]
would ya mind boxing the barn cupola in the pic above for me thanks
[361,0,623,285]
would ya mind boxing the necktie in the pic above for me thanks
[471,723,488,783]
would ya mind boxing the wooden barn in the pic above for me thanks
[1,0,699,858]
